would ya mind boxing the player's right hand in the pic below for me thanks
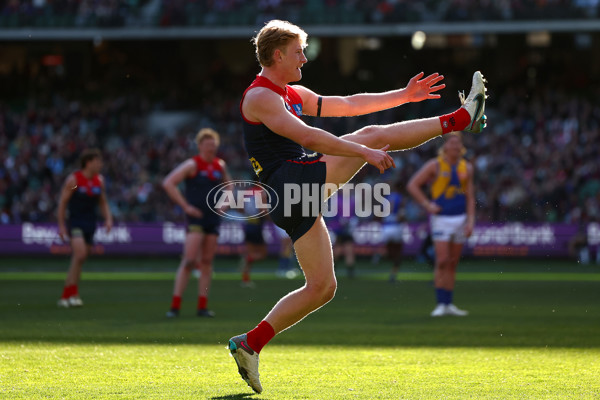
[363,144,395,174]
[425,202,442,215]
[184,204,203,218]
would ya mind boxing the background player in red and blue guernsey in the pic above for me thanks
[163,128,232,318]
[57,148,113,308]
[381,181,407,283]
[407,133,475,317]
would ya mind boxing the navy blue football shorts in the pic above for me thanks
[262,157,327,243]
[68,221,96,245]
[187,216,220,236]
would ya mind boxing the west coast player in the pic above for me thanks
[407,133,474,317]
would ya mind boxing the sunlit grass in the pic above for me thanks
[2,344,599,399]
[1,258,599,399]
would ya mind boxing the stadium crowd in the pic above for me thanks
[1,0,598,28]
[1,81,599,226]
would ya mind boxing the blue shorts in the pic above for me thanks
[68,221,96,245]
[187,216,220,236]
[262,157,327,243]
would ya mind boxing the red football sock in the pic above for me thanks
[242,271,251,282]
[62,285,77,299]
[439,108,470,134]
[242,255,253,282]
[61,285,72,299]
[246,320,275,354]
[170,295,182,310]
[197,296,207,310]
[71,285,79,296]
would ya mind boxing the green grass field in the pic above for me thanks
[1,257,599,399]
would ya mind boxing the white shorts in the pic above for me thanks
[381,224,405,243]
[430,214,467,243]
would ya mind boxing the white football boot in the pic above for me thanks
[459,71,488,133]
[68,296,83,307]
[57,298,70,308]
[445,304,469,316]
[228,334,262,393]
[430,303,447,317]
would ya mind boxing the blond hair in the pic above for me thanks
[438,132,466,156]
[252,20,308,67]
[195,128,220,146]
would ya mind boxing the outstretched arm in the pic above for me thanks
[293,72,445,117]
[243,87,395,173]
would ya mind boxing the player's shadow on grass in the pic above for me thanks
[211,394,260,399]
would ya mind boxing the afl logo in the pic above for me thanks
[207,180,278,220]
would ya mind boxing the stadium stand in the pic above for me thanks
[0,0,598,28]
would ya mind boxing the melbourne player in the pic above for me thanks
[163,128,231,318]
[228,19,486,394]
[407,133,474,317]
[57,148,112,308]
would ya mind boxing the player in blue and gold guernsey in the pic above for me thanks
[162,128,232,318]
[57,148,112,308]
[407,133,475,317]
[228,19,487,394]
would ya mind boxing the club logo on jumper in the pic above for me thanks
[285,103,303,116]
[207,180,278,221]
[292,103,302,116]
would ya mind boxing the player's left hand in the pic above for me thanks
[105,220,113,233]
[363,144,396,174]
[404,72,445,102]
[465,221,474,238]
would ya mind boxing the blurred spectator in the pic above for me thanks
[2,27,600,227]
[2,80,600,225]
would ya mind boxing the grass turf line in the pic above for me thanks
[2,271,600,281]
